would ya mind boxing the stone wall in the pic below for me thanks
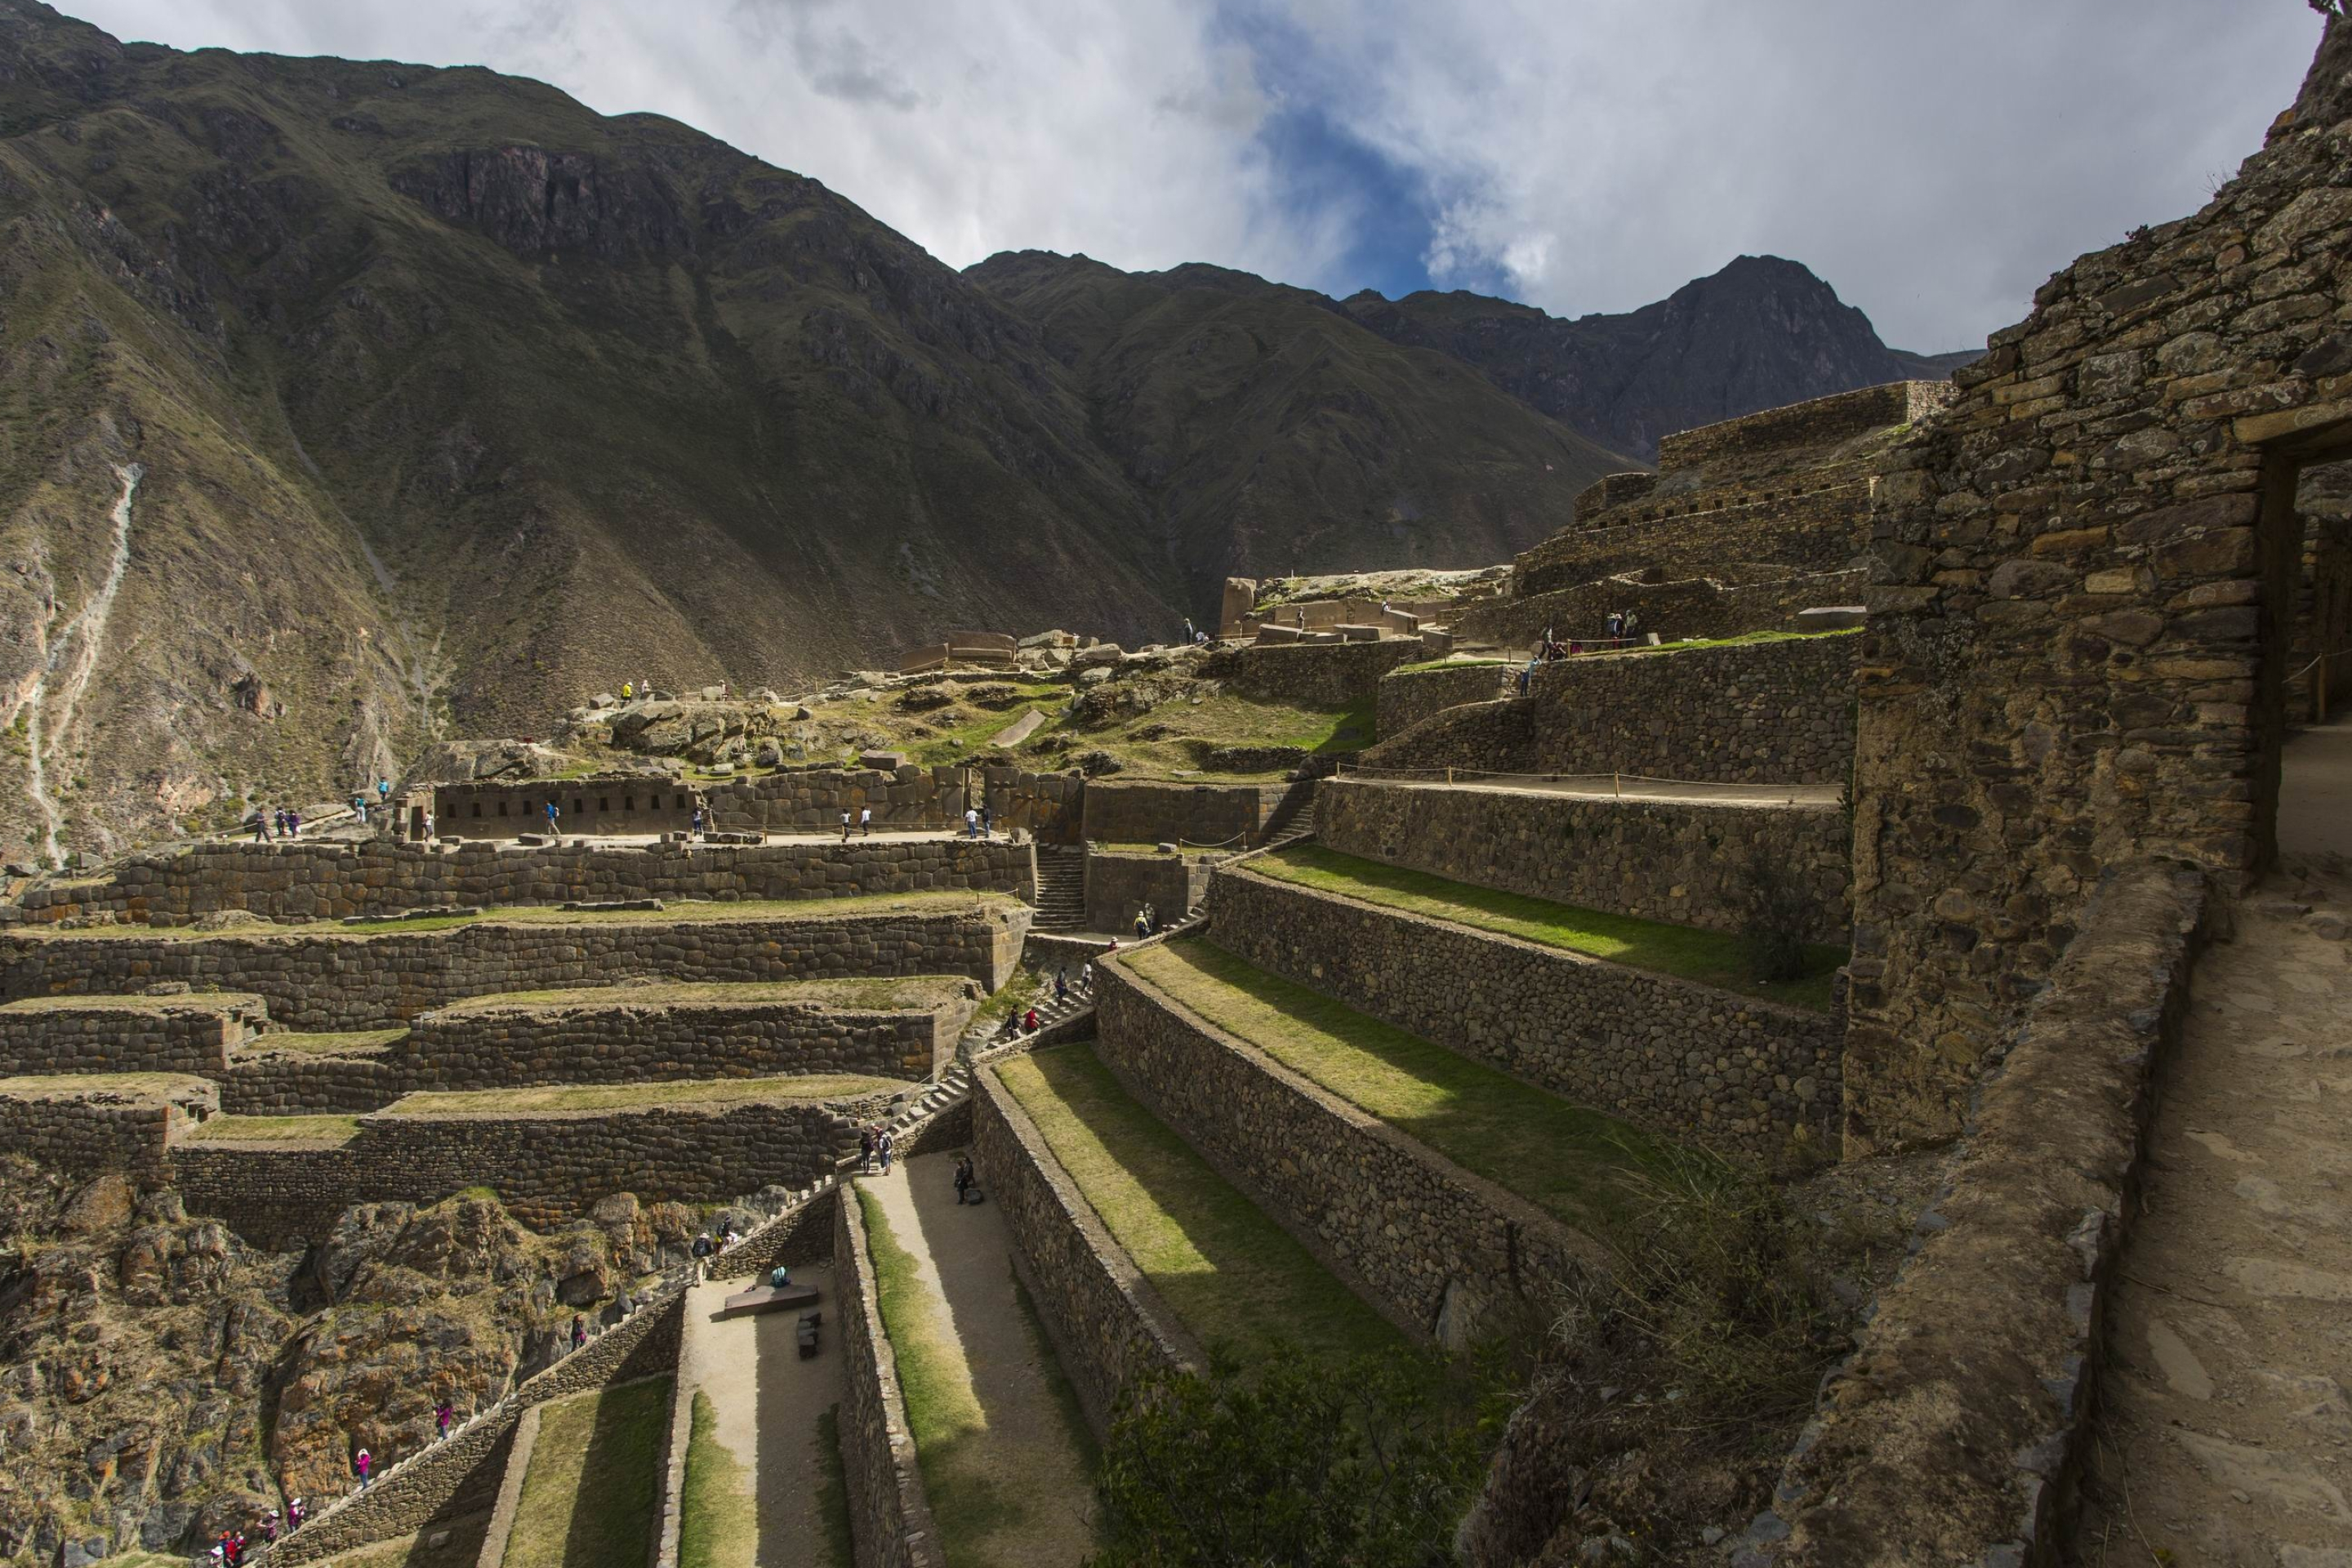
[1514,485,1870,599]
[971,1071,1198,1437]
[429,775,698,840]
[17,838,1037,926]
[836,1188,947,1568]
[706,764,1086,846]
[1375,662,1510,737]
[1760,863,2206,1564]
[1364,634,1859,787]
[1080,780,1309,850]
[1207,871,1840,1156]
[402,991,970,1089]
[0,1085,191,1182]
[175,1096,874,1245]
[1451,568,1869,655]
[1096,954,1601,1340]
[1196,639,1423,708]
[0,996,261,1076]
[1083,851,1212,937]
[0,905,1029,1031]
[1845,20,2352,1152]
[1655,381,1958,471]
[220,1045,402,1115]
[1316,777,1851,941]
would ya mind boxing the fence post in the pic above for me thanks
[1613,773,1622,798]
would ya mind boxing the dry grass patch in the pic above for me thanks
[0,1071,207,1099]
[385,1074,903,1117]
[501,1376,670,1568]
[443,976,969,1013]
[184,1112,361,1144]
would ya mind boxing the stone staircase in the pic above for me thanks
[1258,785,1317,852]
[1030,844,1089,933]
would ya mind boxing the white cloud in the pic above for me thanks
[61,0,2332,350]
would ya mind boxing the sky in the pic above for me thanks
[66,0,2329,354]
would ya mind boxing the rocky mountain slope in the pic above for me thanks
[1339,255,1978,459]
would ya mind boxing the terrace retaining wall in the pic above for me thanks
[1316,777,1850,941]
[1096,953,1601,1342]
[1197,639,1422,708]
[0,996,262,1076]
[1375,662,1510,737]
[1208,870,1841,1156]
[1083,851,1211,938]
[0,1086,192,1182]
[972,1071,1198,1438]
[837,1189,947,1568]
[16,839,1037,926]
[0,905,1028,1031]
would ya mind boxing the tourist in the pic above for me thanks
[1054,967,1068,1004]
[964,806,980,840]
[622,680,633,701]
[1183,617,1196,644]
[1104,938,1118,955]
[1022,1005,1042,1035]
[544,800,560,837]
[981,804,994,838]
[1134,910,1149,940]
[859,805,872,837]
[840,808,852,843]
[352,793,368,825]
[692,806,705,838]
[435,1401,454,1441]
[354,1446,372,1490]
[258,1511,278,1545]
[1518,660,1535,697]
[571,1315,587,1351]
[954,1156,974,1205]
[287,1498,306,1531]
[768,1263,791,1290]
[272,807,287,838]
[378,777,392,806]
[858,1128,874,1173]
[287,808,301,838]
[878,1129,895,1174]
[997,1011,1020,1041]
[423,811,434,840]
[1080,960,1094,993]
[249,811,270,843]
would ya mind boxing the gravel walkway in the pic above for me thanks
[677,1267,846,1567]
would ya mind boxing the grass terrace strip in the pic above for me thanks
[0,1071,209,1098]
[500,1375,671,1568]
[1124,940,1684,1238]
[437,976,972,1012]
[180,1112,361,1144]
[1245,844,1844,1011]
[380,1073,904,1117]
[994,1043,1405,1365]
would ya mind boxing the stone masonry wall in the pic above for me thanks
[219,1046,401,1115]
[1516,485,1870,599]
[1080,780,1301,849]
[0,996,261,1076]
[17,838,1036,926]
[972,1072,1198,1439]
[1762,863,2206,1564]
[175,1096,870,1245]
[1363,634,1858,787]
[1655,381,1958,471]
[1376,662,1510,737]
[837,1188,947,1568]
[0,1089,186,1182]
[1316,777,1851,942]
[1096,953,1601,1339]
[1208,870,1841,1156]
[1451,568,1869,655]
[0,905,1028,1031]
[1196,639,1423,709]
[1083,851,1211,937]
[1845,19,2352,1152]
[707,763,1086,846]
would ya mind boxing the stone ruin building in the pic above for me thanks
[2,18,2351,1568]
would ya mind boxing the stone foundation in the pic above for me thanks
[0,995,264,1076]
[837,1186,947,1568]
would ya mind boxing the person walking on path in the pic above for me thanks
[250,811,270,843]
[981,804,994,839]
[1022,1005,1042,1035]
[840,808,853,843]
[858,1128,875,1174]
[878,1129,895,1174]
[352,793,368,826]
[1135,910,1150,940]
[954,1156,975,1205]
[435,1401,453,1441]
[570,1314,587,1352]
[691,806,706,839]
[286,1499,305,1532]
[859,805,872,837]
[964,806,980,840]
[287,808,301,838]
[1080,960,1094,994]
[354,1447,372,1490]
[622,680,633,701]
[258,1511,278,1545]
[1054,968,1068,1004]
[544,800,560,838]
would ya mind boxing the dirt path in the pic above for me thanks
[2068,728,2352,1562]
[864,1152,1098,1566]
[677,1267,846,1568]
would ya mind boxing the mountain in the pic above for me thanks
[962,253,1629,589]
[0,1,1633,856]
[1340,256,1980,460]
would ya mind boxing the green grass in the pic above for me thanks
[1642,626,1861,655]
[0,1071,211,1099]
[994,1044,1405,1365]
[967,967,1042,1036]
[501,1375,671,1568]
[0,990,264,1012]
[677,1389,753,1568]
[185,1112,362,1144]
[385,1073,903,1117]
[1388,657,1507,677]
[1125,941,1686,1239]
[813,1406,855,1568]
[856,1187,1098,1566]
[1245,844,1844,1012]
[242,1027,409,1054]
